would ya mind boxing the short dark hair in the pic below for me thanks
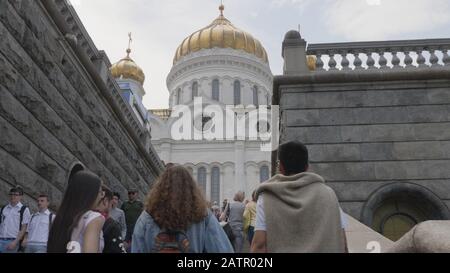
[278,141,309,176]
[10,186,24,196]
[38,194,49,201]
[113,192,121,200]
[102,185,113,202]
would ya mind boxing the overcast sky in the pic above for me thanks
[72,0,450,109]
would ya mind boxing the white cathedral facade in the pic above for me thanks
[110,6,273,203]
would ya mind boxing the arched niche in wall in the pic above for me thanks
[361,182,450,241]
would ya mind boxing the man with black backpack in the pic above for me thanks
[0,186,31,253]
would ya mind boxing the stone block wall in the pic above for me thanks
[276,75,450,223]
[0,0,163,210]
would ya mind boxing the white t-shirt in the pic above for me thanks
[68,211,104,253]
[0,202,31,238]
[255,195,348,231]
[27,209,55,244]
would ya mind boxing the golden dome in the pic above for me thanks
[307,55,317,71]
[110,48,146,85]
[173,5,269,65]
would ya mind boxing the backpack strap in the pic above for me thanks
[29,213,36,227]
[0,206,5,225]
[19,206,27,230]
[48,213,54,237]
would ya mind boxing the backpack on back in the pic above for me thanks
[153,230,190,253]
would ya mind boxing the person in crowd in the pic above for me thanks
[251,141,348,253]
[22,194,55,253]
[243,190,257,246]
[121,187,143,251]
[220,191,245,253]
[110,192,127,240]
[211,201,221,221]
[96,186,126,253]
[132,166,233,253]
[0,186,31,253]
[221,199,228,214]
[47,170,105,253]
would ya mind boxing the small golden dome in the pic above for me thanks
[110,35,145,85]
[173,5,269,65]
[307,55,317,71]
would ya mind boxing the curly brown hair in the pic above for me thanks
[146,166,208,231]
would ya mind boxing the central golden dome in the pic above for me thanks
[173,5,269,65]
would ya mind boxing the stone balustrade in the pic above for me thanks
[307,39,450,71]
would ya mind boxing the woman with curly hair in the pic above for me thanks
[131,166,233,253]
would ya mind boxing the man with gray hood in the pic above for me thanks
[251,141,348,253]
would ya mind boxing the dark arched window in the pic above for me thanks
[260,165,270,183]
[192,82,198,100]
[253,85,259,106]
[197,167,207,194]
[234,80,241,105]
[187,167,194,176]
[176,88,182,105]
[211,167,220,203]
[212,79,220,101]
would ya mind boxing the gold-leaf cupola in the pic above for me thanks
[110,33,146,85]
[173,5,269,65]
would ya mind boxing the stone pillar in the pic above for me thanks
[282,30,309,75]
[160,142,172,163]
[234,141,245,193]
[92,51,110,85]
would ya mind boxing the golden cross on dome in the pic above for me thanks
[126,32,132,57]
[219,0,225,16]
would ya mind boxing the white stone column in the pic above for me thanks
[234,141,245,192]
[160,142,172,163]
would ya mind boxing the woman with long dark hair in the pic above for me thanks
[132,166,233,253]
[47,170,105,253]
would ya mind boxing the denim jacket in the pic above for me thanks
[131,210,234,253]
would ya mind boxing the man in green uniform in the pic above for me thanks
[121,188,143,251]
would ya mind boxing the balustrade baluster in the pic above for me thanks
[366,51,376,69]
[378,51,388,69]
[429,48,439,67]
[328,53,338,71]
[391,51,401,69]
[316,53,325,71]
[341,51,351,71]
[442,49,450,66]
[354,52,363,70]
[416,49,427,68]
[404,51,414,67]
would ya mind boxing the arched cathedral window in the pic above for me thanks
[177,88,182,105]
[211,167,220,204]
[253,85,259,107]
[192,82,199,101]
[212,79,220,101]
[197,167,207,195]
[260,165,270,183]
[234,80,241,105]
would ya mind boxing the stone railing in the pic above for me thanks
[307,39,450,71]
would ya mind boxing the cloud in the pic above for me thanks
[324,0,450,40]
[73,0,219,109]
[270,0,315,12]
[72,0,450,109]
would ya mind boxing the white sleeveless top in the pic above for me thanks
[67,210,104,253]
